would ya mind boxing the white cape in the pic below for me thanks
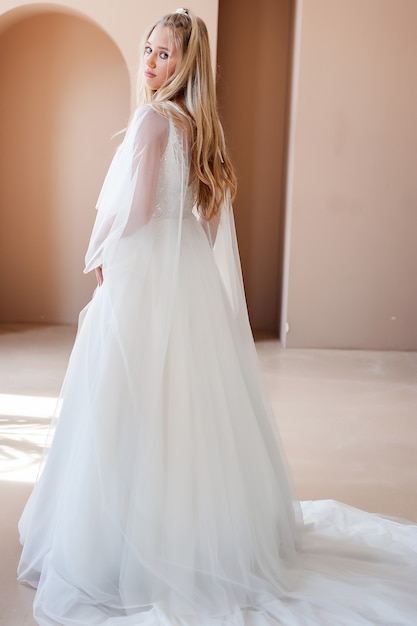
[18,105,417,625]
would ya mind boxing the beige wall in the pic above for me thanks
[0,1,218,324]
[283,0,417,349]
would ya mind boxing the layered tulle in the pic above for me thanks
[18,106,417,625]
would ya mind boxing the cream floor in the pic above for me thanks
[0,323,416,625]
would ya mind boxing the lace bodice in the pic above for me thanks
[153,122,195,220]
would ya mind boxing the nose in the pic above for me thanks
[147,52,156,68]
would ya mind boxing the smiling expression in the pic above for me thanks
[144,25,178,91]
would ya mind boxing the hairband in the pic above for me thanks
[175,8,189,17]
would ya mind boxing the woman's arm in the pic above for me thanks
[84,106,169,276]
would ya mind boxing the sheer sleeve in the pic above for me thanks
[211,200,245,319]
[84,106,169,274]
[196,212,220,249]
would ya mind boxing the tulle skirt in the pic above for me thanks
[18,215,417,624]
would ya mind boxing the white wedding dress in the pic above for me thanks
[18,105,417,625]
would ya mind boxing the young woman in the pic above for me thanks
[18,8,417,625]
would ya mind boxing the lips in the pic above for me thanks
[145,70,156,78]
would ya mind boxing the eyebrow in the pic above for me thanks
[146,41,170,51]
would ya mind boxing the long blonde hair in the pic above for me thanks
[136,9,237,221]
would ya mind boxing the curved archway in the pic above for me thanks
[0,7,131,323]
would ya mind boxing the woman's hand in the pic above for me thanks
[95,265,104,286]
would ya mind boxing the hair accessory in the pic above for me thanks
[175,8,189,16]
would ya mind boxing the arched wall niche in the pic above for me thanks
[0,3,99,34]
[0,6,131,323]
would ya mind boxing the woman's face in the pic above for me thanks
[144,25,178,91]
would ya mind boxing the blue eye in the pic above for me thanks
[160,52,169,60]
[145,46,152,55]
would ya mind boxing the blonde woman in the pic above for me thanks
[18,8,417,626]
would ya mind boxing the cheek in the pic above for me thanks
[168,58,177,78]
